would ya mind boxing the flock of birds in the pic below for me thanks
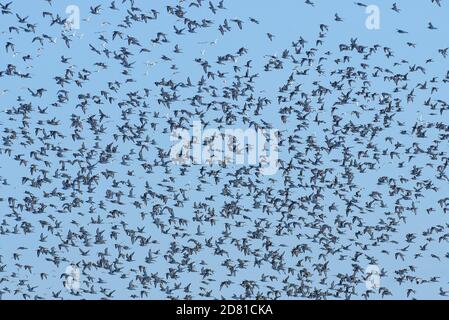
[0,0,449,300]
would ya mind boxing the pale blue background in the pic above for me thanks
[0,0,448,299]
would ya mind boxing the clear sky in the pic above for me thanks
[0,0,448,300]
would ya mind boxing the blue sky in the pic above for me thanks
[0,0,449,300]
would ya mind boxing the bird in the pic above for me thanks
[0,0,447,302]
